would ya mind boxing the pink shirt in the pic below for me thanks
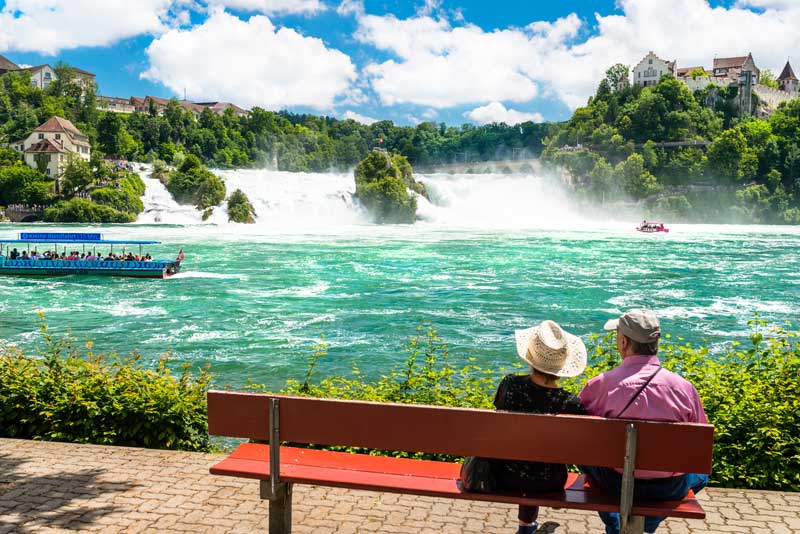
[579,355,708,479]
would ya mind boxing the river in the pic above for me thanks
[1,167,798,389]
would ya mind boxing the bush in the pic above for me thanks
[0,163,53,205]
[227,188,256,223]
[165,155,226,210]
[0,315,211,451]
[255,320,800,491]
[354,150,419,223]
[43,198,135,223]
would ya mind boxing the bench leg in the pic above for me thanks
[260,480,293,534]
[620,515,644,534]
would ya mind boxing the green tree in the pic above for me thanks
[354,150,418,224]
[707,128,748,182]
[227,189,256,223]
[605,64,630,91]
[616,153,662,199]
[61,156,94,197]
[0,163,52,205]
[96,112,125,155]
[760,69,779,90]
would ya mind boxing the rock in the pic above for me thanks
[227,189,256,224]
[354,149,424,224]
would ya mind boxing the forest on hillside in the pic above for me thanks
[0,66,548,172]
[542,66,800,223]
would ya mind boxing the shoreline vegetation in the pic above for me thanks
[1,315,797,492]
[2,63,799,224]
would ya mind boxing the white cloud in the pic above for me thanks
[142,9,356,110]
[0,0,176,55]
[205,0,325,15]
[343,110,377,124]
[354,0,800,111]
[336,0,364,17]
[358,15,539,107]
[464,102,543,125]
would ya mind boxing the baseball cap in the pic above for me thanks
[604,309,661,343]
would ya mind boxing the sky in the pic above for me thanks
[0,0,799,126]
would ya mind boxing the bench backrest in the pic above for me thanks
[208,391,713,474]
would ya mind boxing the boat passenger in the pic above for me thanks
[9,248,18,259]
[20,251,29,260]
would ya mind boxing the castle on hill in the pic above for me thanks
[631,51,797,117]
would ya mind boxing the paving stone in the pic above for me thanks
[1,438,799,533]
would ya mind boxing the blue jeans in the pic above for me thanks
[580,466,708,534]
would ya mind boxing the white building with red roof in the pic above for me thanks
[10,117,91,180]
[633,52,676,87]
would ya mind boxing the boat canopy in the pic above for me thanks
[0,232,160,245]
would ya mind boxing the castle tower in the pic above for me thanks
[778,60,798,96]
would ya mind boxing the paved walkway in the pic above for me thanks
[1,438,798,534]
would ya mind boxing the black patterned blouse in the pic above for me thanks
[492,373,586,488]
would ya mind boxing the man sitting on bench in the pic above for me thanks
[578,309,709,534]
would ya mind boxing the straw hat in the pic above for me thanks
[514,320,587,378]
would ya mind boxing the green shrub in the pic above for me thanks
[43,198,135,223]
[255,320,800,491]
[0,314,211,451]
[227,188,256,223]
[165,155,226,210]
[90,186,144,215]
[354,150,420,223]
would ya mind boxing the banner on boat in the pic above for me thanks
[19,232,103,242]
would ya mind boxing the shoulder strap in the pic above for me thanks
[617,366,663,418]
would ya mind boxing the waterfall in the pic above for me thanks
[139,166,586,230]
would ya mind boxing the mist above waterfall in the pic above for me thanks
[138,166,591,230]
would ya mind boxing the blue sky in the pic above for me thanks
[0,0,797,126]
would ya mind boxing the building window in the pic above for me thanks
[44,72,51,80]
[55,133,61,140]
[46,168,50,175]
[38,133,44,139]
[648,59,653,64]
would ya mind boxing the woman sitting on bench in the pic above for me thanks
[461,319,587,534]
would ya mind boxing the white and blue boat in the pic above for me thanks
[0,232,182,279]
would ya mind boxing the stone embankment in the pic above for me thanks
[1,438,798,533]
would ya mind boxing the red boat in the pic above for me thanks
[637,221,669,233]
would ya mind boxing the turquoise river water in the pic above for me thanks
[1,169,798,389]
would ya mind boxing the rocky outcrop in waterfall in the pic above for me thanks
[354,149,425,224]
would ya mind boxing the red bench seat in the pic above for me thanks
[211,442,705,519]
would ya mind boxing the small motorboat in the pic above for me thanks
[637,221,669,233]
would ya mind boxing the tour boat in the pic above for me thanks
[636,221,669,233]
[0,232,182,279]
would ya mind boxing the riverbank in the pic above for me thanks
[2,437,798,533]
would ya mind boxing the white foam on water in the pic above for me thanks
[168,271,246,280]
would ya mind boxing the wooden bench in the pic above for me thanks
[208,391,714,534]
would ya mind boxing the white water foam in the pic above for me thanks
[137,164,209,224]
[416,173,587,229]
[139,166,596,231]
[208,169,369,227]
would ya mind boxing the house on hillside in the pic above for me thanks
[0,54,18,75]
[97,95,136,114]
[130,96,205,119]
[196,101,249,117]
[633,52,677,87]
[25,65,58,90]
[0,56,97,94]
[10,117,91,181]
[712,54,760,84]
[676,66,713,91]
